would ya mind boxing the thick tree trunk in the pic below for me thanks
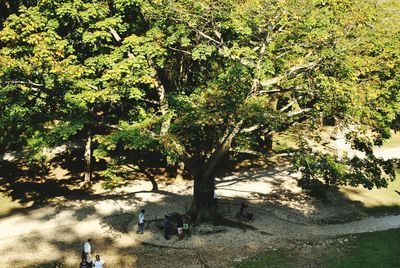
[264,133,273,154]
[188,172,216,224]
[83,128,92,187]
[143,169,158,192]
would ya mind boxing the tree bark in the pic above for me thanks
[189,172,216,224]
[143,168,158,192]
[264,133,273,154]
[83,128,92,187]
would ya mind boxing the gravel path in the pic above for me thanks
[1,164,400,267]
[1,144,399,267]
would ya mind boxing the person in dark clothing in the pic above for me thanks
[239,202,253,222]
[79,258,90,268]
[164,215,171,240]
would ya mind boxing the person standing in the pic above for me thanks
[137,209,145,234]
[93,254,105,268]
[82,238,92,263]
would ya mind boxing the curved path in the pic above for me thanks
[0,142,399,266]
[127,200,400,249]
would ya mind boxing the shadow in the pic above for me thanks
[1,152,400,267]
[72,206,97,221]
[0,159,91,208]
[214,215,258,231]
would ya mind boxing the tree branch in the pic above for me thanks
[240,124,261,133]
[6,80,44,87]
[202,120,244,180]
[260,59,321,88]
[279,99,299,113]
[169,46,192,55]
[147,58,170,136]
[287,108,312,117]
[197,29,223,46]
[108,27,122,42]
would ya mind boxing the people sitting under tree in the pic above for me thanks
[239,202,253,222]
[164,215,171,240]
[177,215,184,240]
[182,214,191,236]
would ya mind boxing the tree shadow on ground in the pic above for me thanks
[0,147,113,214]
[0,159,89,207]
[1,151,400,267]
[1,167,400,267]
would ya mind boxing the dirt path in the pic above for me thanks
[1,159,400,267]
[1,140,399,267]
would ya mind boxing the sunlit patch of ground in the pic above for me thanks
[0,195,28,215]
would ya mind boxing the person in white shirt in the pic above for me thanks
[93,254,105,268]
[82,238,92,263]
[137,209,145,234]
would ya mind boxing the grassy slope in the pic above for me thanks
[324,229,400,268]
[340,132,400,213]
[237,229,400,268]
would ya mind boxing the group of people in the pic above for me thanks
[138,202,253,241]
[53,201,252,267]
[52,238,105,268]
[164,214,191,240]
[137,208,192,240]
[80,239,105,268]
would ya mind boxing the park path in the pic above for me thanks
[0,143,399,266]
[0,175,399,267]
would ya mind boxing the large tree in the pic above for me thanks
[1,0,399,222]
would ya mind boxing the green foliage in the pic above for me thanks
[0,0,399,193]
[294,148,399,193]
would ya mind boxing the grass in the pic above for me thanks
[324,229,400,268]
[273,132,299,153]
[236,248,299,268]
[339,171,400,216]
[381,132,400,148]
[237,228,400,268]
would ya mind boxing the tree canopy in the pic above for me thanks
[1,0,399,222]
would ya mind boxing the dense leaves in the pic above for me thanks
[0,0,399,215]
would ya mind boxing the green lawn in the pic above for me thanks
[324,229,400,268]
[236,249,298,268]
[237,229,400,268]
[381,132,400,148]
[337,132,400,214]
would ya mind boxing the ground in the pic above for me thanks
[0,136,399,267]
